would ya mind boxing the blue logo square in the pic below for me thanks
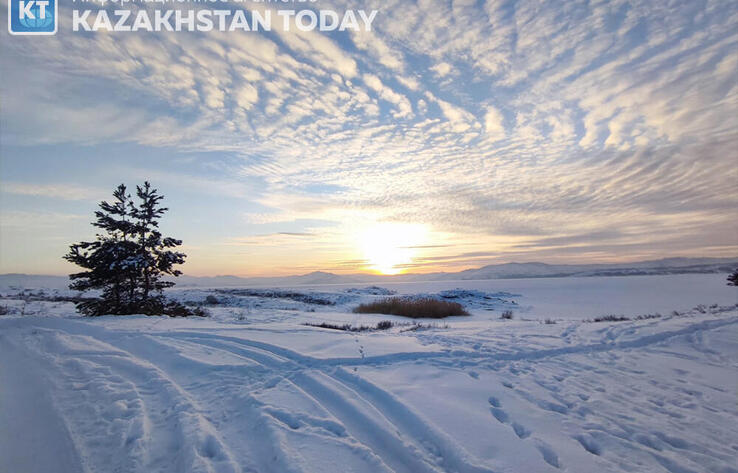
[8,0,57,35]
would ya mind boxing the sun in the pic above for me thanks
[358,223,428,275]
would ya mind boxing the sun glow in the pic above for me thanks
[358,223,429,275]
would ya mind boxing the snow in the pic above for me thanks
[276,273,738,320]
[1,273,737,473]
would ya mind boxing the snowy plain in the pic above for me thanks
[1,273,737,473]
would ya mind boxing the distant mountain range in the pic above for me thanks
[2,257,737,289]
[418,257,738,281]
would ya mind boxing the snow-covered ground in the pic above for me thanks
[1,274,737,473]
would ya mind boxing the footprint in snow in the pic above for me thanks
[198,434,224,460]
[488,396,532,439]
[633,433,662,451]
[574,434,602,455]
[535,440,561,469]
[490,407,509,423]
[536,400,569,415]
[512,422,531,439]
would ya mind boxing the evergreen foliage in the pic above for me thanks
[64,183,197,316]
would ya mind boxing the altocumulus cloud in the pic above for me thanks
[1,0,736,271]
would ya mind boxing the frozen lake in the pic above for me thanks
[283,273,738,319]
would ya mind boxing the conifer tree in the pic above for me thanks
[64,182,188,316]
[728,269,738,287]
[129,182,186,312]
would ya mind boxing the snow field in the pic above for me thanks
[1,274,736,473]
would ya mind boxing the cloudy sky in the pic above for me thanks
[1,0,736,276]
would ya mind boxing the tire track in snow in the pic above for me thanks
[13,328,242,473]
[156,333,499,473]
[287,370,441,473]
[6,315,737,473]
[7,319,324,473]
[157,333,492,473]
[328,368,499,473]
[92,333,317,473]
[112,316,738,473]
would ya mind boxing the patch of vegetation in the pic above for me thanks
[205,295,220,305]
[216,289,335,306]
[376,320,393,330]
[500,310,514,320]
[353,297,469,318]
[585,312,664,323]
[398,322,449,332]
[590,315,630,322]
[304,320,449,332]
[304,320,396,332]
[0,306,8,316]
[345,286,397,296]
[162,301,209,317]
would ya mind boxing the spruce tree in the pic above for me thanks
[728,269,738,287]
[64,182,188,316]
[129,182,186,312]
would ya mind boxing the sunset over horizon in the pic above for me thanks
[2,0,736,278]
[1,2,737,472]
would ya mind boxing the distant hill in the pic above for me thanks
[424,258,738,281]
[0,274,72,290]
[2,257,737,289]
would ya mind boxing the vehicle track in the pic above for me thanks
[6,315,738,473]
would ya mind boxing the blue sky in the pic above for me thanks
[1,0,736,276]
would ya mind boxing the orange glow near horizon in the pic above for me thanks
[357,223,429,275]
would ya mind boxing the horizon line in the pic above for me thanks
[4,255,737,279]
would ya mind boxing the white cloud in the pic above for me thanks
[2,0,737,268]
[363,73,414,118]
[350,29,405,71]
[483,106,505,141]
[430,62,453,77]
[236,84,259,110]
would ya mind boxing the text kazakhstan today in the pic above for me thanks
[72,7,378,32]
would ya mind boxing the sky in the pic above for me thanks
[0,0,736,277]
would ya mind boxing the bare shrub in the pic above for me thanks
[161,301,208,317]
[591,315,629,322]
[304,320,396,332]
[500,310,514,320]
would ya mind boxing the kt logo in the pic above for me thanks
[8,0,57,35]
